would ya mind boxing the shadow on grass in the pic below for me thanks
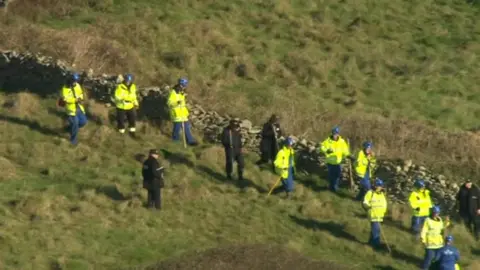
[0,114,62,137]
[196,165,267,193]
[290,215,364,245]
[47,107,105,126]
[382,216,412,234]
[160,149,196,168]
[96,185,127,201]
[374,266,398,270]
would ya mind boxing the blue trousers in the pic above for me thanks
[172,121,196,144]
[327,164,342,192]
[281,167,295,192]
[411,216,427,238]
[68,107,87,145]
[368,222,381,248]
[356,175,371,201]
[422,248,440,270]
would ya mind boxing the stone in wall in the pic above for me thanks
[0,50,466,215]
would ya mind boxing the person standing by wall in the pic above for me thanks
[59,73,88,146]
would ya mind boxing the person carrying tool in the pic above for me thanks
[320,126,354,192]
[432,235,460,270]
[221,119,244,181]
[167,77,197,146]
[409,179,433,240]
[142,149,165,210]
[59,73,88,146]
[114,74,139,138]
[274,137,296,199]
[354,141,377,201]
[456,179,480,241]
[257,114,283,171]
[420,205,451,270]
[363,178,388,250]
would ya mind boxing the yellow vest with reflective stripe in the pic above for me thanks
[408,190,432,217]
[114,83,138,110]
[274,146,295,179]
[363,190,387,222]
[354,150,376,178]
[167,90,189,122]
[320,136,350,165]
[421,217,444,249]
[61,83,85,116]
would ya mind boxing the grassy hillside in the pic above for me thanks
[3,0,480,177]
[0,93,479,270]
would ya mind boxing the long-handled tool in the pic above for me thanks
[229,129,235,178]
[379,222,392,254]
[347,138,354,192]
[268,177,282,196]
[182,121,187,148]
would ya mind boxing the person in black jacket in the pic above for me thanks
[221,119,244,180]
[256,114,282,170]
[456,179,480,240]
[142,149,165,210]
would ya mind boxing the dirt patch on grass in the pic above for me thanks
[144,244,351,270]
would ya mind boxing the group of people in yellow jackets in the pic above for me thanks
[273,127,460,270]
[60,74,197,145]
[60,75,460,269]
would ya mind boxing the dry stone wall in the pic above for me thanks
[0,50,464,214]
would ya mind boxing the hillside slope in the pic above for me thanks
[0,92,479,270]
[2,0,480,177]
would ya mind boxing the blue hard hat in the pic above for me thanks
[178,77,188,87]
[414,179,425,188]
[331,126,340,135]
[72,73,80,82]
[363,141,372,149]
[431,205,441,214]
[445,235,454,243]
[285,137,294,146]
[124,74,133,82]
[375,178,384,187]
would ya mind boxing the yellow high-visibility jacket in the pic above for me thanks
[61,83,85,116]
[274,146,295,179]
[167,89,189,122]
[354,150,377,178]
[363,190,387,222]
[409,189,433,217]
[421,217,446,249]
[114,83,139,110]
[320,136,350,165]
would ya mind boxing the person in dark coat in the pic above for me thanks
[142,149,165,210]
[221,119,244,180]
[456,179,480,240]
[256,114,282,170]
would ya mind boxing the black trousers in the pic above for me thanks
[147,188,162,209]
[461,214,480,239]
[116,108,136,131]
[225,148,245,178]
[258,140,278,170]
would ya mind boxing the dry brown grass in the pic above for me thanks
[145,244,351,270]
[0,156,17,181]
[2,92,41,118]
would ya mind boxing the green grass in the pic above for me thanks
[2,0,480,268]
[3,0,480,130]
[3,0,480,179]
[0,93,479,270]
